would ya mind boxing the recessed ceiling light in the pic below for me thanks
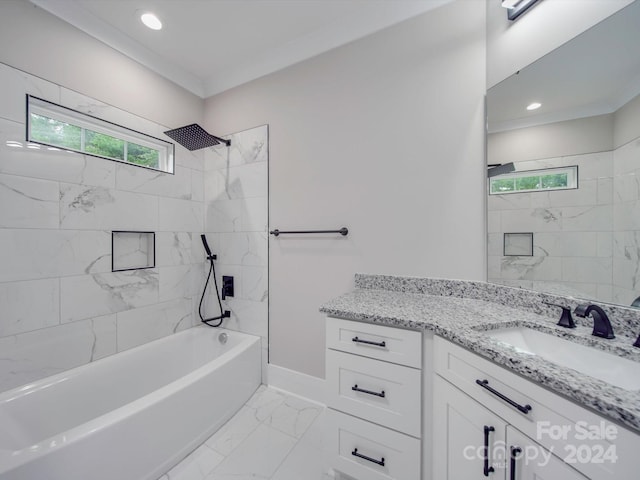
[526,102,542,111]
[140,12,162,30]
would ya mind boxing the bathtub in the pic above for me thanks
[0,326,261,480]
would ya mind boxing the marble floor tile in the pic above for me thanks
[264,393,323,439]
[158,386,332,480]
[205,424,296,479]
[244,385,288,421]
[162,444,224,480]
[205,405,261,456]
[270,409,331,480]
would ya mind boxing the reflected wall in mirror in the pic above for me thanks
[486,0,640,308]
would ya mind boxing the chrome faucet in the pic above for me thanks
[574,304,615,339]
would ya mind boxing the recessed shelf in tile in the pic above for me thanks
[504,232,533,256]
[112,231,155,271]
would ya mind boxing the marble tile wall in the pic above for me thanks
[488,151,615,301]
[0,62,207,393]
[613,137,640,306]
[203,125,269,379]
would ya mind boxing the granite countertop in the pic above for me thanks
[320,282,640,434]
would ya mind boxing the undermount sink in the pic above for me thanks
[486,327,640,391]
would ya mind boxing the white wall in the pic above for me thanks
[487,0,634,88]
[205,1,487,378]
[0,0,203,128]
[488,114,614,165]
[614,91,640,148]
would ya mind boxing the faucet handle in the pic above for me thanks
[544,302,576,328]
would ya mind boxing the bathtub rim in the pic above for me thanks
[0,326,261,472]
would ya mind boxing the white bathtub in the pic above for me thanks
[0,326,261,480]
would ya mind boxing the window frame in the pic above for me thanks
[26,95,175,174]
[489,165,578,195]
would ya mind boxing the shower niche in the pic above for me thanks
[112,231,156,272]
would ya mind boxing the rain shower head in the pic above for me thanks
[487,162,515,178]
[164,123,230,150]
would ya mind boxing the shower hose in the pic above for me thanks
[198,256,229,328]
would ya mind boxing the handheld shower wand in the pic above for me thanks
[199,235,230,327]
[200,234,215,260]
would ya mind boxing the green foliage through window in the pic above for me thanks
[489,167,577,195]
[127,142,160,168]
[30,113,81,150]
[85,130,125,160]
[27,95,172,173]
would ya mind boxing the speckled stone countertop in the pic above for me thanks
[320,274,640,434]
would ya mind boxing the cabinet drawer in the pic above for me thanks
[326,349,421,437]
[326,317,422,368]
[326,409,421,480]
[435,336,545,426]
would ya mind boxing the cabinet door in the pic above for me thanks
[506,426,587,480]
[433,376,507,479]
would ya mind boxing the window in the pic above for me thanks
[27,95,174,174]
[489,166,578,195]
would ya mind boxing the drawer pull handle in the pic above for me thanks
[476,379,532,414]
[483,425,495,477]
[352,336,386,348]
[352,448,385,467]
[510,446,522,480]
[352,384,386,398]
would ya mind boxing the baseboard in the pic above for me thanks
[266,363,326,405]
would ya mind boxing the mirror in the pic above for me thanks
[486,1,640,308]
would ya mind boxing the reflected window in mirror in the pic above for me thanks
[489,166,577,195]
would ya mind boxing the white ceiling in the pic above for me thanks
[31,0,451,98]
[487,0,640,133]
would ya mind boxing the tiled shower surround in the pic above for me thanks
[0,61,268,392]
[488,128,640,306]
[613,137,640,306]
[204,125,269,377]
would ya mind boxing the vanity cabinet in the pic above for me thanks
[433,336,639,480]
[325,317,423,480]
[434,376,587,479]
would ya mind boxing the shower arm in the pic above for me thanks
[209,135,231,147]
